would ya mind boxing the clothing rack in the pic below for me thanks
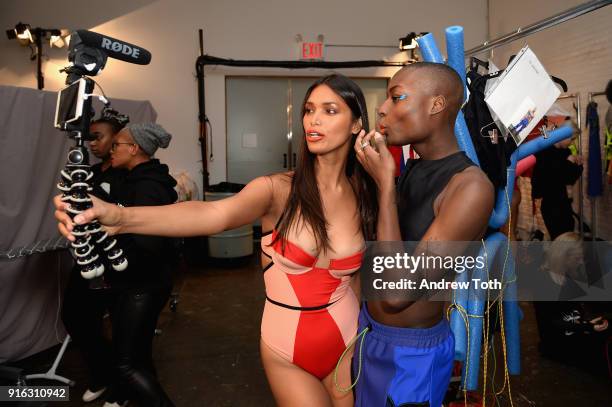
[465,0,611,56]
[558,93,584,238]
[586,91,608,240]
[590,91,608,102]
[464,0,610,239]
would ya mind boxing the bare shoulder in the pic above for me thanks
[430,166,494,240]
[452,166,493,206]
[453,166,494,194]
[436,166,494,217]
[267,172,293,189]
[262,172,294,223]
[266,172,293,201]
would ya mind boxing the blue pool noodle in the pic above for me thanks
[503,249,521,376]
[463,232,505,390]
[450,270,469,361]
[445,26,467,102]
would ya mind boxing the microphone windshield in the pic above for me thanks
[75,30,151,65]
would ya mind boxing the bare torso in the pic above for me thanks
[369,166,491,328]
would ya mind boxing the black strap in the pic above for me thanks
[274,209,286,230]
[262,261,273,273]
[266,296,337,311]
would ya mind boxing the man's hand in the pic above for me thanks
[54,194,123,241]
[354,129,396,191]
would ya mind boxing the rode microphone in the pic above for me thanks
[71,30,152,66]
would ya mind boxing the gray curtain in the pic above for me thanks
[0,85,157,362]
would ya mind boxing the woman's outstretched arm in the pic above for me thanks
[55,176,274,240]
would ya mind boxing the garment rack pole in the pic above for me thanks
[558,93,585,238]
[590,91,607,98]
[465,0,612,56]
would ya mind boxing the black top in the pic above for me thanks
[397,151,476,241]
[90,162,127,202]
[531,147,582,201]
[111,159,179,289]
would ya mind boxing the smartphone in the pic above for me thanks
[54,78,86,128]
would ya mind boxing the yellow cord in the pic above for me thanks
[333,326,369,393]
[482,237,491,407]
[492,187,515,407]
[454,186,515,406]
[447,301,471,406]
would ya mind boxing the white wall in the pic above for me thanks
[488,0,612,240]
[1,0,488,197]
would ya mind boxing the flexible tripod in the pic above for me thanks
[57,77,127,279]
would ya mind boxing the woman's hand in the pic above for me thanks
[54,194,123,241]
[354,129,396,192]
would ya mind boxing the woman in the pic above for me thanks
[534,232,610,377]
[55,74,377,406]
[104,122,178,407]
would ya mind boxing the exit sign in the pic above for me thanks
[301,42,324,60]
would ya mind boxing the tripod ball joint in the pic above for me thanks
[68,149,85,165]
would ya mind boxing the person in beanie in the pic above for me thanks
[102,122,178,407]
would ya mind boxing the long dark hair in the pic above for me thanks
[274,74,378,253]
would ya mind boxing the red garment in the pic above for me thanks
[389,145,403,177]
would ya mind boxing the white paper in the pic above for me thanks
[484,46,561,145]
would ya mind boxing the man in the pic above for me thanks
[353,63,494,407]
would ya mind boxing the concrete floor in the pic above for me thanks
[5,249,612,406]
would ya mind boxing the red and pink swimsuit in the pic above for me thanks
[260,230,363,379]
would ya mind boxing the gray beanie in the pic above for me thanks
[126,123,172,156]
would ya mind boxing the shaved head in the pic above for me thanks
[377,61,466,150]
[396,62,464,119]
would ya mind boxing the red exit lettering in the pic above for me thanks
[302,42,323,60]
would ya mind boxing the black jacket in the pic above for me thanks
[90,162,127,202]
[532,147,582,201]
[110,159,178,289]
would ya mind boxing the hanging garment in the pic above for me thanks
[463,70,517,189]
[605,127,612,184]
[586,102,603,197]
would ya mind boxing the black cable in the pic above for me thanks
[206,119,213,161]
[87,76,108,104]
[197,55,407,69]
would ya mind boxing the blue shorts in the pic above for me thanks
[352,304,455,407]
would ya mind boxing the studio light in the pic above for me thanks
[5,23,71,89]
[399,33,418,50]
[15,22,33,42]
[50,29,64,48]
